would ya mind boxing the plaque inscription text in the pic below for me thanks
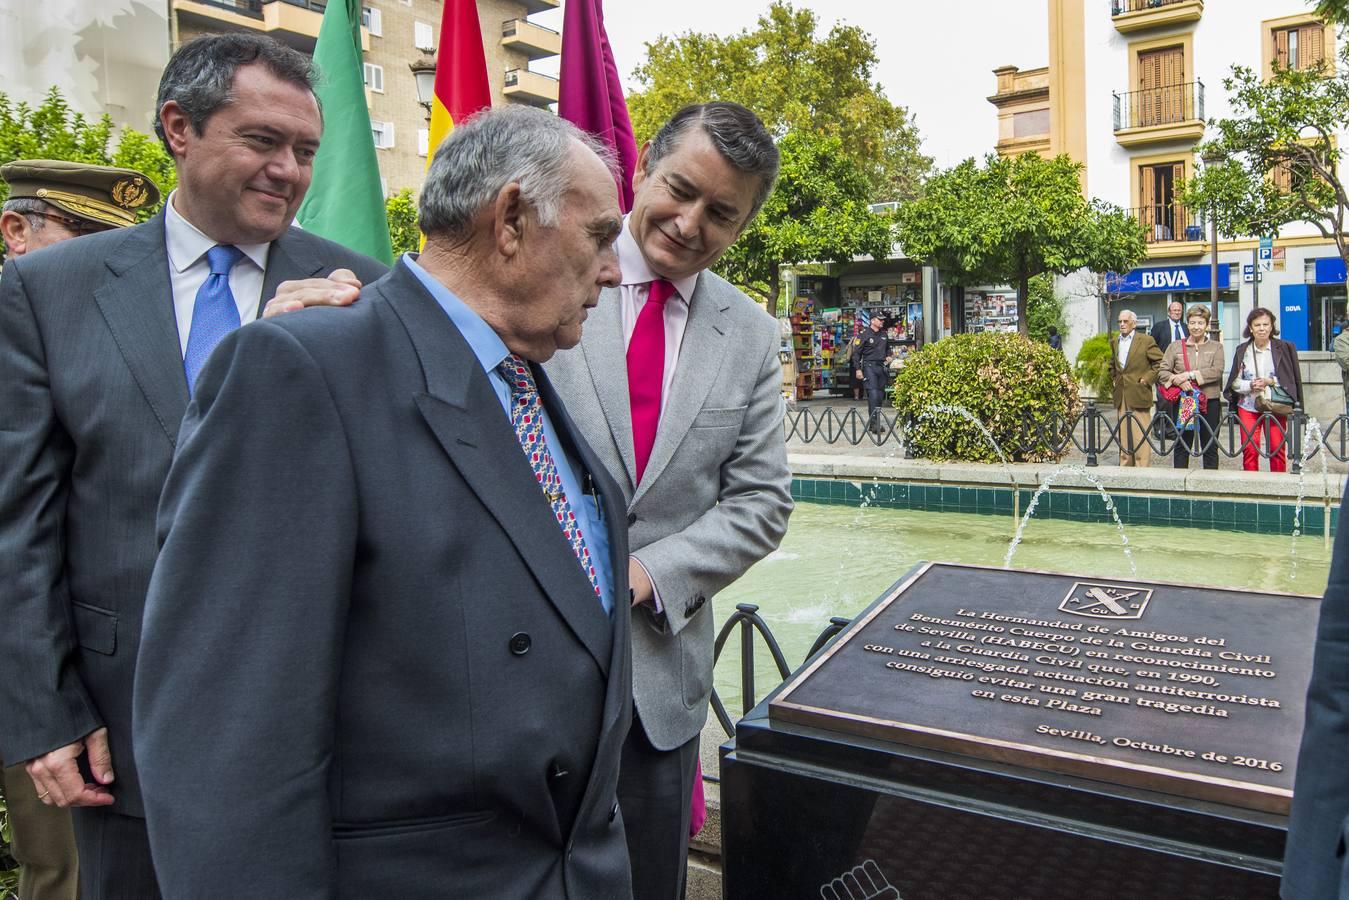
[770,564,1320,813]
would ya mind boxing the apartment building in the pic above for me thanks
[991,0,1344,381]
[169,0,560,193]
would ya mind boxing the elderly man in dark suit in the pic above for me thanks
[134,105,633,898]
[0,35,386,897]
[1109,308,1163,467]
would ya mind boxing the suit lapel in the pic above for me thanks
[580,287,638,490]
[256,227,327,318]
[383,264,613,675]
[92,214,188,445]
[634,276,729,504]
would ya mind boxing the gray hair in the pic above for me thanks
[1,197,52,232]
[644,102,779,223]
[154,34,319,155]
[1118,309,1138,324]
[418,106,616,241]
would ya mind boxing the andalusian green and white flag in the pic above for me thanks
[297,0,393,265]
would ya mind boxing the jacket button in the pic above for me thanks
[627,512,637,526]
[509,632,531,655]
[609,801,619,822]
[550,760,569,780]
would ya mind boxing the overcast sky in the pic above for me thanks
[532,2,1048,170]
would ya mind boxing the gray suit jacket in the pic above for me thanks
[545,270,793,750]
[0,211,386,817]
[135,262,633,898]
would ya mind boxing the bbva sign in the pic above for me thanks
[1140,270,1190,289]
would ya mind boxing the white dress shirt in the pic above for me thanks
[164,192,270,355]
[616,218,700,421]
[1234,343,1278,413]
[1116,330,1134,368]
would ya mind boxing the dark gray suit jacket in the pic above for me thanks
[1284,486,1349,899]
[0,211,386,817]
[134,262,633,898]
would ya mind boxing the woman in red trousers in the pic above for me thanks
[1223,307,1303,472]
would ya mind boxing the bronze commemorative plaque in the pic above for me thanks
[770,562,1320,814]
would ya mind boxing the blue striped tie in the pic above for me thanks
[184,244,244,395]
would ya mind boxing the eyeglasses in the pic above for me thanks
[31,211,114,237]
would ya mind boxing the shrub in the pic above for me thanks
[1073,333,1114,400]
[892,332,1082,462]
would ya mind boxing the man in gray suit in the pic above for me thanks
[545,101,793,898]
[0,34,385,897]
[134,106,632,898]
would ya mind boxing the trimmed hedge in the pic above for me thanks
[893,332,1082,462]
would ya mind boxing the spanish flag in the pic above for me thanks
[426,0,491,169]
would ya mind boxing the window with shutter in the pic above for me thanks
[1137,46,1183,127]
[415,21,435,51]
[1274,23,1328,71]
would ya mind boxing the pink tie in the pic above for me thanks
[628,279,675,484]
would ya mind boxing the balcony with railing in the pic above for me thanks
[502,19,561,60]
[504,69,559,107]
[1112,80,1205,147]
[1110,0,1203,33]
[171,0,361,49]
[1128,204,1206,251]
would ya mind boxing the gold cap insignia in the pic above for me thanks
[111,176,151,211]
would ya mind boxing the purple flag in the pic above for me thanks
[558,0,637,212]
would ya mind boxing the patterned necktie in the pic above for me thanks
[1175,321,1183,342]
[627,279,676,483]
[184,244,244,395]
[496,355,603,603]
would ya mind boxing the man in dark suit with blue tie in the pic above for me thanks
[134,106,634,898]
[0,35,385,897]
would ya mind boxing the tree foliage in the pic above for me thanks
[1025,273,1066,344]
[895,153,1147,336]
[721,129,893,309]
[893,332,1082,463]
[626,1,932,203]
[385,187,419,258]
[0,88,175,216]
[1180,62,1349,275]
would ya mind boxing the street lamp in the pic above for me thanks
[410,58,436,122]
[1200,145,1226,337]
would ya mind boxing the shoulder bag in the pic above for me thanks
[1253,345,1295,416]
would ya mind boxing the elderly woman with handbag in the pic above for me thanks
[1223,307,1303,472]
[1159,305,1224,469]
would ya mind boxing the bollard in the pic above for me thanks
[1084,400,1099,467]
[1291,405,1304,476]
[737,602,758,716]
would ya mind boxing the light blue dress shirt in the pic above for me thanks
[405,257,615,614]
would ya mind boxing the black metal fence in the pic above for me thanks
[785,402,1348,476]
[709,604,850,739]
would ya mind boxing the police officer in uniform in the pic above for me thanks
[850,314,889,434]
[0,157,161,900]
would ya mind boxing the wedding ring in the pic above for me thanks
[37,790,50,800]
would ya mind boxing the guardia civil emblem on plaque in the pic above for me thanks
[1059,581,1153,619]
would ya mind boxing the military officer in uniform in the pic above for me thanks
[850,315,889,434]
[0,158,160,900]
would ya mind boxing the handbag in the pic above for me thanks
[1252,345,1295,416]
[1177,390,1202,431]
